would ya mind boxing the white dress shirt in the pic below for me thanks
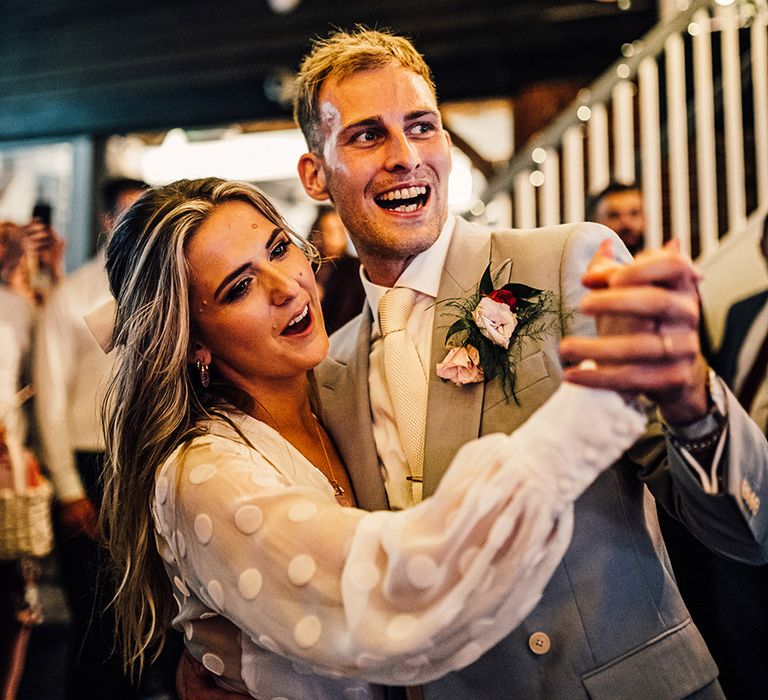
[33,252,116,501]
[361,216,455,510]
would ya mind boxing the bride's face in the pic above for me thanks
[186,200,328,390]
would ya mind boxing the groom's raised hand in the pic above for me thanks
[560,240,710,426]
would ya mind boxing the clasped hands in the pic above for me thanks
[560,240,710,427]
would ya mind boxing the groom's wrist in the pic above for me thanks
[663,368,726,447]
[656,356,712,426]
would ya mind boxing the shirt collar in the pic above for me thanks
[360,215,456,335]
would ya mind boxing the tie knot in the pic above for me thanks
[378,287,417,335]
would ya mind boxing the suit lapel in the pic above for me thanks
[423,220,498,497]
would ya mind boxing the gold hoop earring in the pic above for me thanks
[195,359,210,388]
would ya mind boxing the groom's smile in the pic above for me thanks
[374,184,430,213]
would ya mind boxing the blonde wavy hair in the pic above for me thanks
[101,177,314,675]
[293,26,437,154]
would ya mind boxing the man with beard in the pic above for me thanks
[589,181,646,256]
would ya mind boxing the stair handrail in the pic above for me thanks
[476,0,735,206]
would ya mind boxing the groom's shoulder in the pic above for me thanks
[454,217,621,269]
[315,314,362,388]
[456,216,616,248]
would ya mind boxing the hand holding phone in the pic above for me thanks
[22,204,64,301]
[32,202,53,227]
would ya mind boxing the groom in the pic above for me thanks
[180,27,768,700]
[294,28,768,699]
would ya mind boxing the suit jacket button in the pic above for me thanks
[528,631,551,655]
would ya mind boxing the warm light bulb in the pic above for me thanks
[266,0,301,13]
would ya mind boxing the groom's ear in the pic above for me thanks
[298,153,330,202]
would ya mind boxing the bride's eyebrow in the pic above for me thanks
[214,262,250,301]
[265,227,283,248]
[212,228,284,300]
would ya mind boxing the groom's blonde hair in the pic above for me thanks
[294,26,437,154]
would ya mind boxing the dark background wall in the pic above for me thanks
[0,0,656,141]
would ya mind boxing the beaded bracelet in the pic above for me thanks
[668,421,726,452]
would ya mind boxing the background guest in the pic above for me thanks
[0,212,62,698]
[588,184,768,698]
[587,180,646,256]
[661,216,768,700]
[0,248,39,700]
[34,176,181,699]
[0,219,64,306]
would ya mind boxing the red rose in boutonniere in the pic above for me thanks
[436,260,561,402]
[488,289,517,308]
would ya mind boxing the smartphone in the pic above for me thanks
[32,202,53,227]
[28,201,56,297]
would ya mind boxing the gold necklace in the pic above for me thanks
[311,413,346,501]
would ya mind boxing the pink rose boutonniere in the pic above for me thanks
[473,291,519,348]
[436,345,485,385]
[436,261,560,402]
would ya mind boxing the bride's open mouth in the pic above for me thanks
[282,304,311,336]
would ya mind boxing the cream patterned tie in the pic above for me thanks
[378,287,427,502]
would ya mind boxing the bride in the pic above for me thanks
[100,177,645,698]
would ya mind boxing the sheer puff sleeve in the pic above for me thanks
[153,383,645,689]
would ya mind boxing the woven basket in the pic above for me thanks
[0,480,54,560]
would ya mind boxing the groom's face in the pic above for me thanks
[299,62,452,271]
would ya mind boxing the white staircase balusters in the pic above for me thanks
[693,8,720,258]
[472,0,767,268]
[666,31,693,257]
[639,56,664,250]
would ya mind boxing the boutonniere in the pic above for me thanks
[436,261,560,402]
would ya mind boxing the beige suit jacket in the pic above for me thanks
[315,217,768,699]
[316,217,605,502]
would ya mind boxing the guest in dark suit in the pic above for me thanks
[714,218,768,424]
[308,206,366,334]
[660,217,768,700]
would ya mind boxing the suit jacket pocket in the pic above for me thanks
[581,618,718,700]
